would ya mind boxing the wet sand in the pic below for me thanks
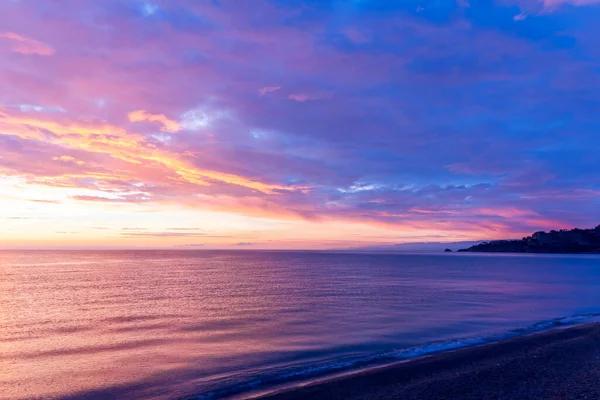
[258,323,600,400]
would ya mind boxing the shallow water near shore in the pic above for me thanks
[2,250,600,400]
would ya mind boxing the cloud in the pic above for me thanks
[19,104,65,113]
[52,155,85,165]
[235,242,254,246]
[0,32,55,56]
[28,199,61,204]
[174,243,205,248]
[288,92,333,102]
[122,232,207,238]
[288,93,309,102]
[120,231,231,238]
[0,108,301,194]
[259,86,281,95]
[542,0,600,8]
[514,11,528,20]
[127,110,180,133]
[141,3,159,16]
[71,195,150,203]
[6,217,48,220]
[1,0,600,243]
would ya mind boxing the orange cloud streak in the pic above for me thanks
[0,108,304,194]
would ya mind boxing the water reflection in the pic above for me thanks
[1,251,599,399]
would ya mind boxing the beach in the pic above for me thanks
[259,323,600,400]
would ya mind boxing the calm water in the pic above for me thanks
[2,251,600,399]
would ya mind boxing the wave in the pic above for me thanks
[188,313,600,400]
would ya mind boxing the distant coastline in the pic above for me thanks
[458,225,600,254]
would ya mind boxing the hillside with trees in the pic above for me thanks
[458,225,600,254]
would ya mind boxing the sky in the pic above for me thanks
[1,0,600,249]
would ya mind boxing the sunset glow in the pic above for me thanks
[2,0,599,249]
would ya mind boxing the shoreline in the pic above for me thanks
[254,322,600,400]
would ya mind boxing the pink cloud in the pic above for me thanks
[511,0,600,9]
[127,110,180,133]
[542,0,600,6]
[288,92,334,102]
[258,86,281,95]
[52,155,85,165]
[288,93,309,102]
[71,195,149,203]
[0,32,55,56]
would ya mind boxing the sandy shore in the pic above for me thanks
[258,323,600,400]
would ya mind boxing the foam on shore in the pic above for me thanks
[192,313,600,400]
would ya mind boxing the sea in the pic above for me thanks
[2,250,600,400]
